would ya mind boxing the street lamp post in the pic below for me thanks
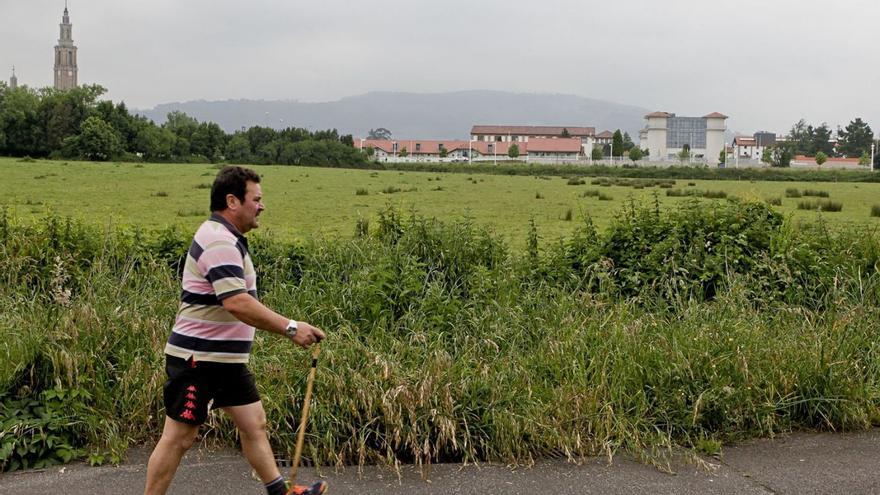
[871,138,876,172]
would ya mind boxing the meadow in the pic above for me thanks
[3,158,880,472]
[2,158,880,248]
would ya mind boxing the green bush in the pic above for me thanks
[797,200,843,212]
[872,205,880,218]
[785,188,802,198]
[803,189,830,198]
[0,387,92,472]
[703,190,728,199]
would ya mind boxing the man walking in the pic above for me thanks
[145,166,327,495]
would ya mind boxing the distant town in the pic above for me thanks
[5,5,877,170]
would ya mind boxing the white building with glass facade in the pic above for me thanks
[642,112,728,165]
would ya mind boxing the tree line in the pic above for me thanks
[0,83,368,166]
[762,118,878,168]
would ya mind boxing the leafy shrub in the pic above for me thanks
[803,189,830,198]
[785,188,802,198]
[355,188,369,196]
[563,209,573,221]
[0,387,92,472]
[872,205,880,217]
[598,193,613,201]
[766,197,783,206]
[381,186,401,194]
[798,200,843,212]
[535,192,544,199]
[703,190,728,199]
[151,191,169,197]
[581,190,600,198]
[566,178,586,186]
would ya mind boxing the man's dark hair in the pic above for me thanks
[210,166,261,212]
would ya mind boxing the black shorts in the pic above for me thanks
[163,355,260,425]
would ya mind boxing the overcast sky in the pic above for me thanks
[2,0,878,135]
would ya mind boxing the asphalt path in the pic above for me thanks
[2,429,879,494]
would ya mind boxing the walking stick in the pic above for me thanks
[290,343,321,484]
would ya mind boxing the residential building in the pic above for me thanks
[594,130,614,145]
[54,4,78,90]
[732,131,777,161]
[642,112,728,165]
[355,137,583,163]
[470,125,596,155]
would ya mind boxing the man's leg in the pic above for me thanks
[223,401,281,483]
[144,416,200,495]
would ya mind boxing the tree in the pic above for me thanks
[367,127,392,140]
[508,143,519,159]
[718,148,726,165]
[164,111,199,140]
[561,128,570,138]
[134,124,174,161]
[365,146,376,158]
[815,151,828,165]
[191,122,227,161]
[612,130,624,157]
[769,142,795,167]
[858,152,870,166]
[439,144,449,158]
[811,123,834,157]
[591,147,604,161]
[628,147,643,163]
[762,147,773,164]
[340,134,354,147]
[622,132,635,152]
[398,147,408,158]
[789,119,813,155]
[67,116,123,161]
[837,118,874,158]
[678,144,691,163]
[224,133,252,163]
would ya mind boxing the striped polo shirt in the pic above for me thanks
[164,213,258,363]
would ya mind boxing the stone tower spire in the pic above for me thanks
[9,66,17,89]
[54,2,78,90]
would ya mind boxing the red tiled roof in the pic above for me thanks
[733,137,756,145]
[645,111,672,118]
[525,137,582,153]
[470,125,595,137]
[703,112,728,119]
[596,130,614,138]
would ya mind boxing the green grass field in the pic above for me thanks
[3,158,880,245]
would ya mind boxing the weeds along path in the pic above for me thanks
[1,199,879,471]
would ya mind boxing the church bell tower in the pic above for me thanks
[54,2,78,90]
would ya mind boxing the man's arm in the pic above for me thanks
[221,292,325,347]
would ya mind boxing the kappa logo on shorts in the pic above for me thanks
[186,392,197,400]
[179,409,196,421]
